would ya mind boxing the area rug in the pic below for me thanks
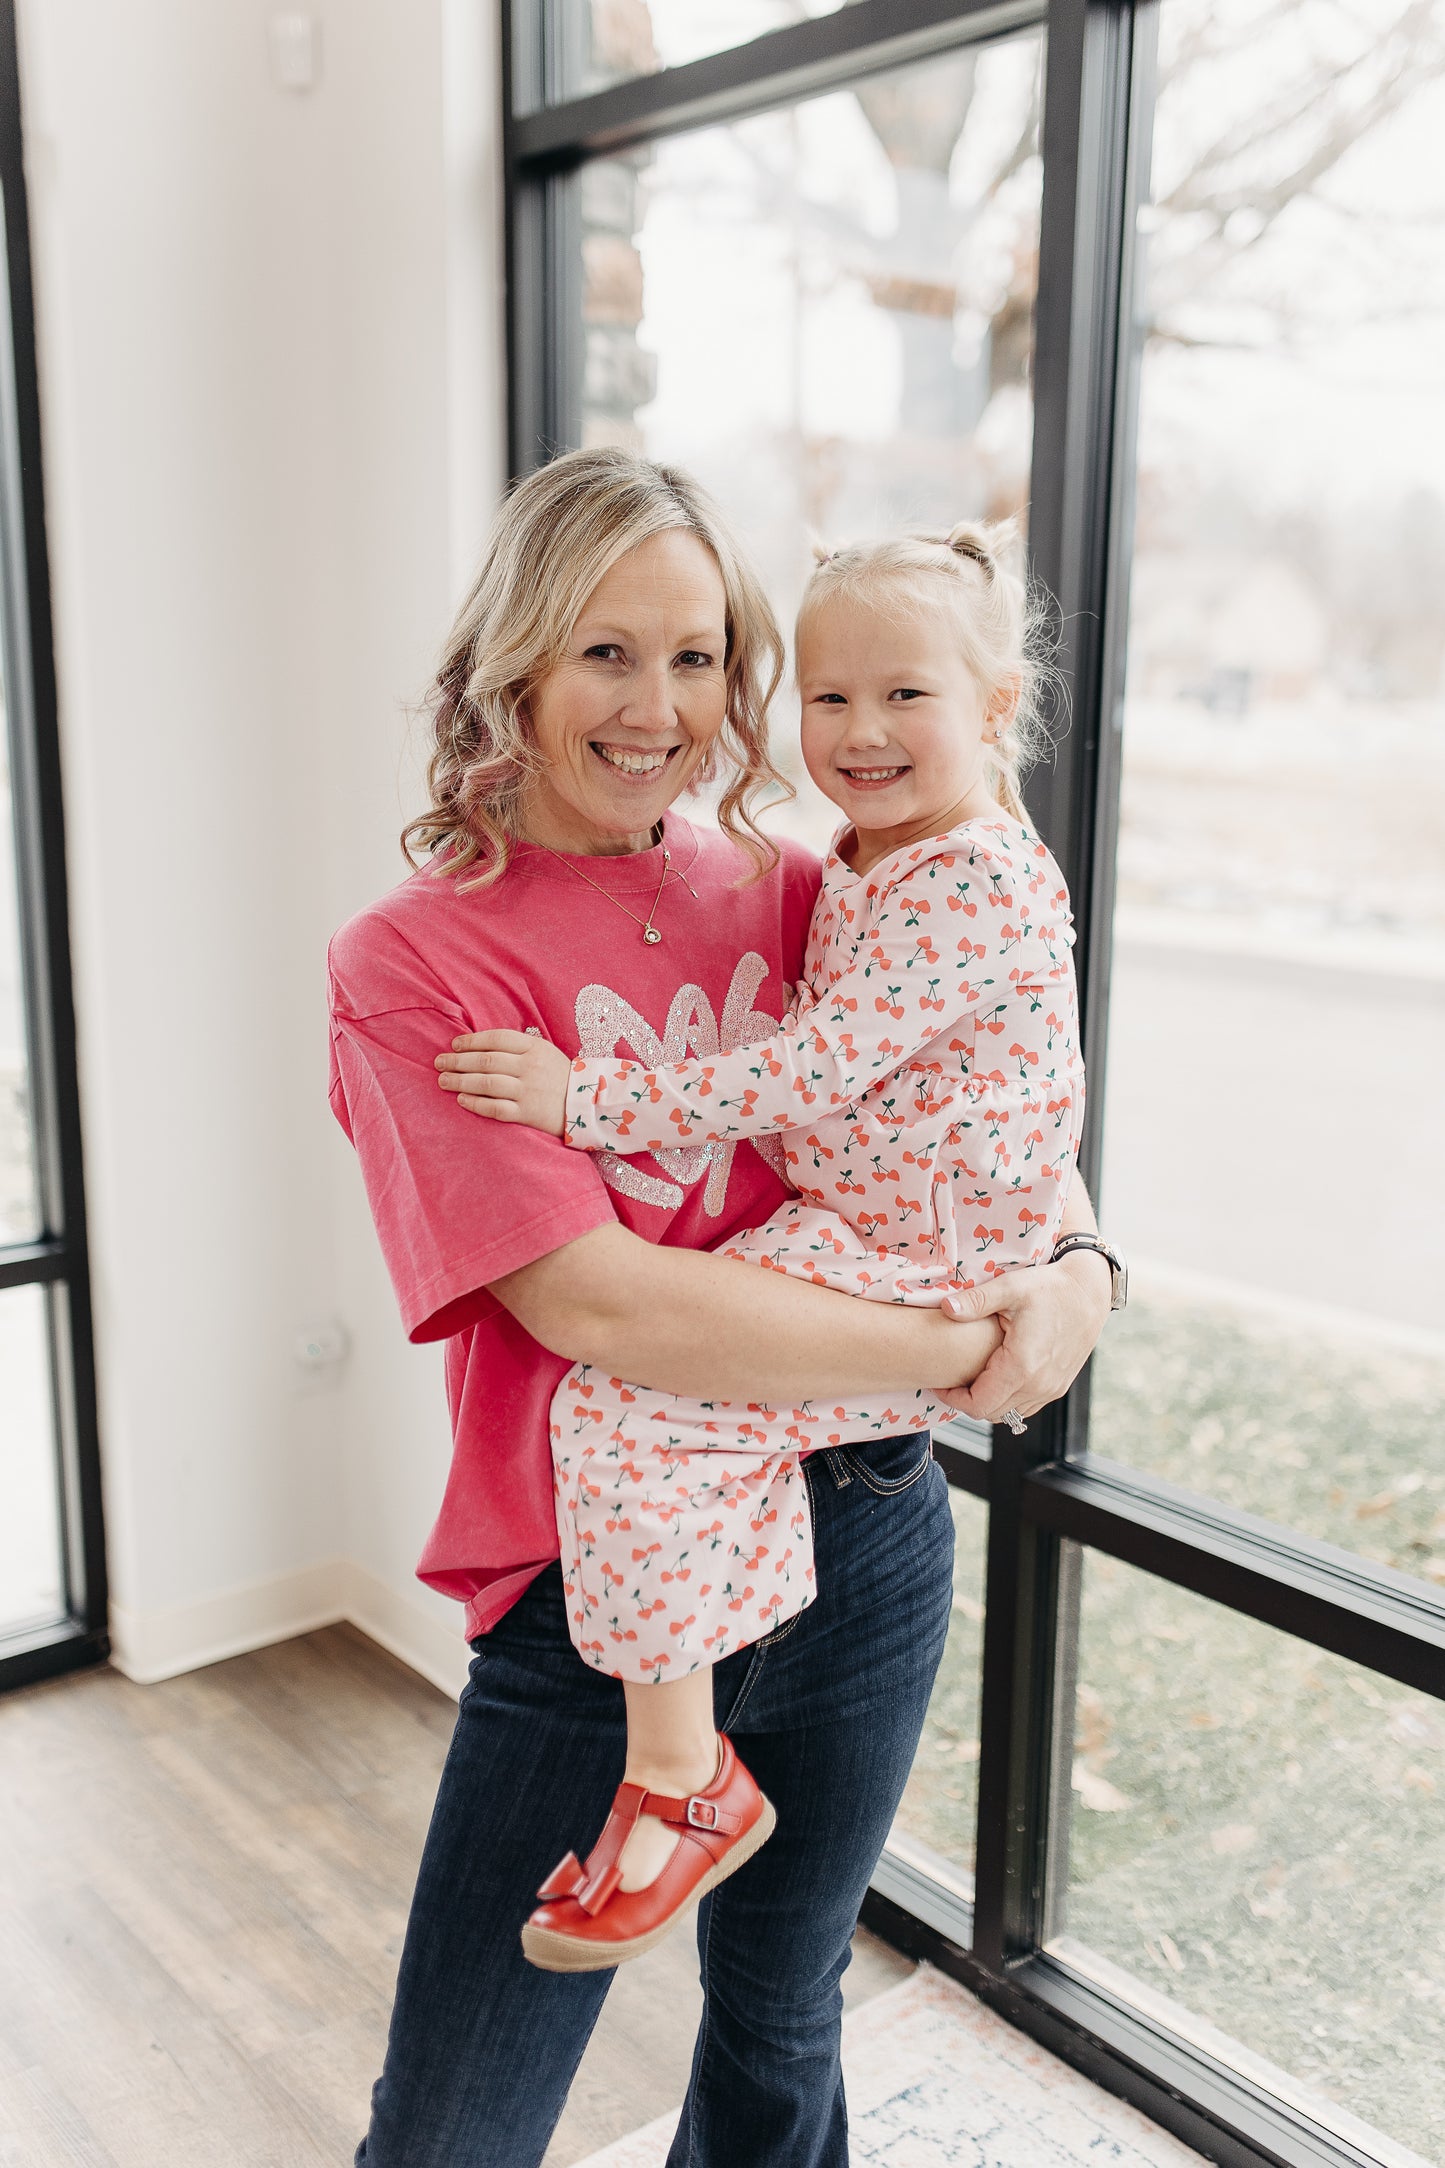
[571,1963,1203,2167]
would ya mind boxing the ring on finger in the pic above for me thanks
[1002,1407,1027,1436]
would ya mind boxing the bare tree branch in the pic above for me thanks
[1160,2,1445,219]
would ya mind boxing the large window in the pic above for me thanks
[1058,1556,1444,2160]
[1062,7,1445,2153]
[0,5,106,1688]
[505,6,1445,2165]
[1096,0,1445,1590]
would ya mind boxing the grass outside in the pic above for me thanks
[894,1296,1445,2165]
[894,1488,987,1880]
[1091,1294,1445,1587]
[1065,1554,1443,2164]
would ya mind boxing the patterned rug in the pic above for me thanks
[572,1963,1204,2167]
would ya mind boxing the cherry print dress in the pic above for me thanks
[550,816,1085,1683]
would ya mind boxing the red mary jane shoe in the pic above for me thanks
[521,1735,775,1973]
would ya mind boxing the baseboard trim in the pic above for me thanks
[108,1559,472,1698]
[333,1560,471,1698]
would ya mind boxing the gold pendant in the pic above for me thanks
[643,927,662,944]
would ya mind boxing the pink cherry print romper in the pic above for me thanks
[550,817,1085,1683]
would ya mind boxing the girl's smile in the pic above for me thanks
[835,761,910,790]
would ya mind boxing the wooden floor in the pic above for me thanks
[0,1625,912,2166]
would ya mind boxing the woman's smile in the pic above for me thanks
[590,741,684,778]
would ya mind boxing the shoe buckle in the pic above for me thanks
[686,1798,718,1830]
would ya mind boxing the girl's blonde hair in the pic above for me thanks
[403,447,789,885]
[797,519,1059,823]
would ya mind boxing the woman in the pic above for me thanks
[328,448,1113,2167]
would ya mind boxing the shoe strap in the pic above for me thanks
[641,1736,742,1838]
[642,1788,742,1836]
[536,1746,743,1917]
[539,1781,648,1915]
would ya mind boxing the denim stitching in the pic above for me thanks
[758,1603,809,1650]
[722,1640,770,1728]
[839,1440,933,1497]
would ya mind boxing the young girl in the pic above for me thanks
[440,522,1084,1972]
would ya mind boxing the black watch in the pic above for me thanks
[1050,1232,1128,1312]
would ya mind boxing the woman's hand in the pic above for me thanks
[436,1030,572,1136]
[936,1251,1112,1423]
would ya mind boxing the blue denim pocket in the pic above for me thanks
[839,1428,934,1496]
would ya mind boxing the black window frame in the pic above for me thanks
[0,0,107,1694]
[501,9,1445,2166]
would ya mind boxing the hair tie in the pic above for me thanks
[946,526,996,580]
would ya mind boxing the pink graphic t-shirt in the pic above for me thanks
[327,812,821,1639]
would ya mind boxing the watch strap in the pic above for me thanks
[1050,1232,1127,1311]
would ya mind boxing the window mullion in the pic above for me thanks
[511,0,1047,164]
[971,0,1141,1975]
[1027,1455,1445,1702]
[0,3,107,1670]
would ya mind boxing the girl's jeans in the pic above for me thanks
[354,1429,956,2168]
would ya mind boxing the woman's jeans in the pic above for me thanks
[354,1430,955,2168]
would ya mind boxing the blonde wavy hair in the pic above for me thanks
[797,519,1060,823]
[403,447,789,885]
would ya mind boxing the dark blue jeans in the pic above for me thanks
[355,1430,954,2167]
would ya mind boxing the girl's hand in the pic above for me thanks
[937,1251,1111,1422]
[436,1030,572,1136]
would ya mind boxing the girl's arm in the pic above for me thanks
[490,1220,1002,1406]
[440,834,1071,1150]
[565,842,1008,1152]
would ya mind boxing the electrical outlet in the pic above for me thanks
[294,1318,349,1391]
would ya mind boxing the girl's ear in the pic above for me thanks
[985,673,1023,740]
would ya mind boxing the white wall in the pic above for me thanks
[19,0,504,1692]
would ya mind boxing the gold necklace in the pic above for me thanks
[537,834,690,944]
